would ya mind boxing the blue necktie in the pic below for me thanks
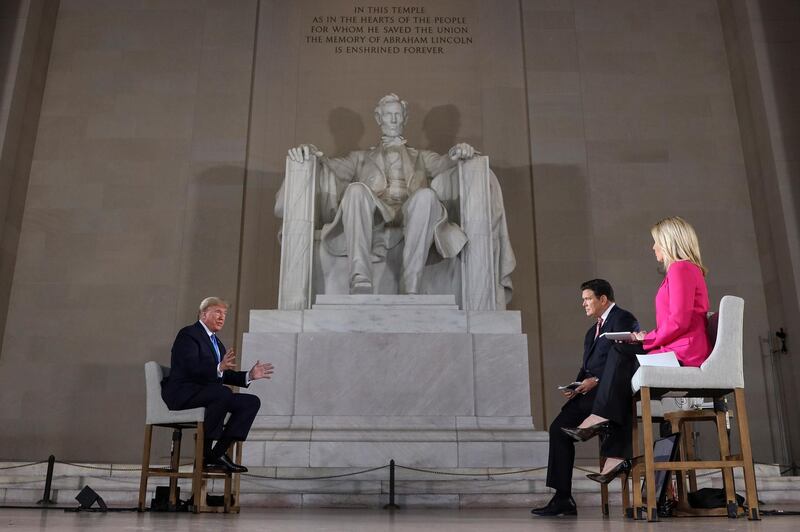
[210,334,221,363]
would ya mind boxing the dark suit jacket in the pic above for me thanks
[575,305,639,382]
[161,321,249,410]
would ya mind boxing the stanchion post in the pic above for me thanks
[37,455,56,505]
[383,459,400,510]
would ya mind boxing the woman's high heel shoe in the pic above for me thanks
[560,421,610,442]
[586,459,631,484]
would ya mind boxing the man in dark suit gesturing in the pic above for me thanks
[161,297,273,473]
[531,279,638,516]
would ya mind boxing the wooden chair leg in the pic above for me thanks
[224,473,232,513]
[192,422,205,513]
[734,389,760,520]
[168,428,182,509]
[138,425,153,511]
[600,453,609,516]
[641,387,658,521]
[199,473,210,513]
[621,470,631,517]
[631,396,643,519]
[684,420,698,492]
[673,418,689,506]
[715,408,737,516]
[232,440,243,512]
[223,440,234,513]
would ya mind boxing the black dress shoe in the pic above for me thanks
[204,454,247,473]
[561,421,610,442]
[203,456,227,472]
[531,495,577,516]
[587,459,631,484]
[217,453,248,473]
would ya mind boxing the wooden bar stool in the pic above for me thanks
[600,399,669,519]
[629,296,759,522]
[138,361,241,513]
[600,451,631,517]
[663,407,739,517]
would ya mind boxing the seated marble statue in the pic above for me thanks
[281,93,515,302]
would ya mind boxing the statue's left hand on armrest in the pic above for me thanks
[448,142,478,161]
[288,143,323,163]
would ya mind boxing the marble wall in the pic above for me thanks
[522,0,775,460]
[0,0,58,372]
[0,0,258,461]
[0,0,795,464]
[719,0,800,466]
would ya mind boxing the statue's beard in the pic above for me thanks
[380,125,403,137]
[381,135,406,147]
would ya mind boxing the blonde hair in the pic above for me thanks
[198,297,228,317]
[651,217,707,275]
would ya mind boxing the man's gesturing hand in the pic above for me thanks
[248,360,274,381]
[220,348,237,371]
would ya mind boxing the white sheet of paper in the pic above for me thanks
[636,352,680,367]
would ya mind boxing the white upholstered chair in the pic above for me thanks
[138,362,238,513]
[629,295,759,521]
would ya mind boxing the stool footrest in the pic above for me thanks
[147,470,197,479]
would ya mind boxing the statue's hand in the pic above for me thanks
[288,144,323,162]
[448,142,477,161]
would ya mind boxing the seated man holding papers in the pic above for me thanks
[531,279,639,517]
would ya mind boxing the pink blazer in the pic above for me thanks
[642,261,710,367]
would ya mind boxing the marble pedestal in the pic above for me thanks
[240,295,548,472]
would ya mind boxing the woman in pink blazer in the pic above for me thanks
[640,249,710,366]
[562,217,710,484]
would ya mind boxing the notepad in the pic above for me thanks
[636,352,680,367]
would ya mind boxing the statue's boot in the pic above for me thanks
[350,274,373,294]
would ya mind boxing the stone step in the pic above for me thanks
[303,309,467,333]
[248,309,521,333]
[248,414,541,433]
[311,305,461,310]
[0,461,783,482]
[314,294,457,308]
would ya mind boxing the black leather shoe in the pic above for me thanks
[561,421,610,442]
[587,459,631,484]
[203,457,227,472]
[217,453,248,473]
[531,495,577,516]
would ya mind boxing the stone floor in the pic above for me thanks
[1,507,800,531]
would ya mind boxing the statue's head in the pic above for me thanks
[374,93,408,138]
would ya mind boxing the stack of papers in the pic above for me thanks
[636,352,680,367]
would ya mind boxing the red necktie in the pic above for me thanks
[595,317,604,339]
